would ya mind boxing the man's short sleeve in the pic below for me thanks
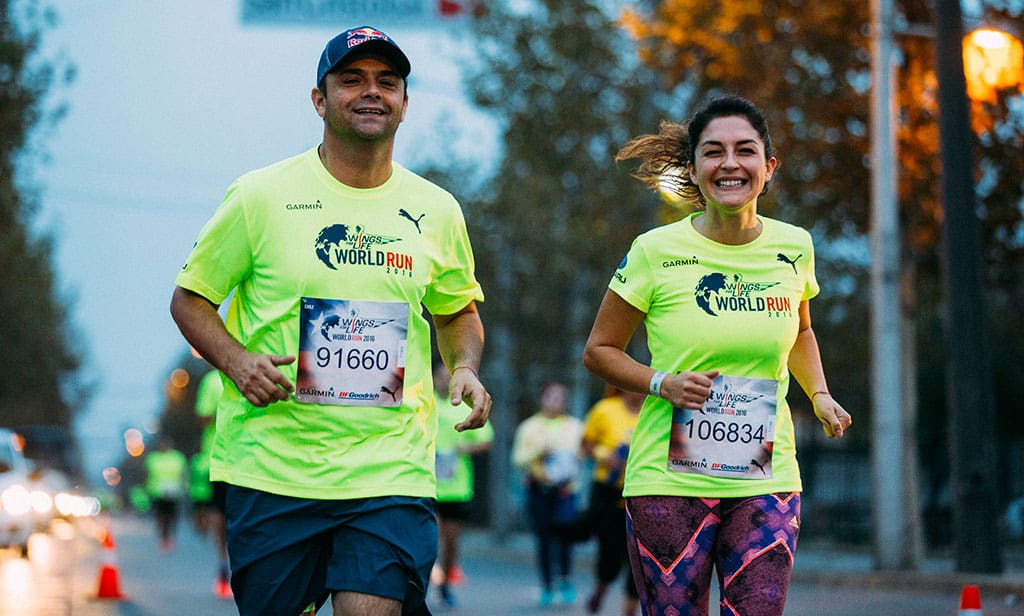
[175,180,254,304]
[421,201,484,315]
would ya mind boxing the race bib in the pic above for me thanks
[436,451,457,482]
[667,375,777,479]
[544,450,579,485]
[296,298,408,407]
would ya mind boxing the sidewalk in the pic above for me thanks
[459,528,1024,602]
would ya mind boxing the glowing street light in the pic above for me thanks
[962,27,1024,103]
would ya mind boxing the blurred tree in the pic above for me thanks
[455,0,681,423]
[0,0,85,427]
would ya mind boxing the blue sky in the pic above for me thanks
[33,1,497,481]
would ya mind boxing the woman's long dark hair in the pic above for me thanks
[615,95,774,207]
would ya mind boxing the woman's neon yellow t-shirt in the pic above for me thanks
[176,147,483,500]
[610,213,818,499]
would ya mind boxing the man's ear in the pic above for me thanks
[311,87,326,119]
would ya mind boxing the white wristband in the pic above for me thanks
[649,370,668,397]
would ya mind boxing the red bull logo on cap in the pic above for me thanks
[347,27,390,48]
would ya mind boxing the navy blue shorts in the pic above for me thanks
[225,486,437,616]
[211,480,227,514]
[434,500,472,522]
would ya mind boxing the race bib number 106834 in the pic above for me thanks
[667,374,777,479]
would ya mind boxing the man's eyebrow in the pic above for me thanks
[338,66,401,78]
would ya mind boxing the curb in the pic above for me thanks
[791,567,1024,599]
[463,530,1024,601]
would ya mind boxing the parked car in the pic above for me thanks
[0,428,34,556]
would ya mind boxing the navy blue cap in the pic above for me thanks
[316,26,411,86]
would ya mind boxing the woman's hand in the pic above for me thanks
[812,393,852,438]
[660,370,720,410]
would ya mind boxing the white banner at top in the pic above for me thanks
[240,0,471,25]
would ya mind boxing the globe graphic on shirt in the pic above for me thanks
[320,314,343,341]
[314,224,351,270]
[695,273,728,316]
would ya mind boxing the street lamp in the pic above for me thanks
[871,4,1023,573]
[935,1,1023,575]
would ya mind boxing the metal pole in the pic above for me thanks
[487,236,515,542]
[933,0,1003,574]
[869,0,910,570]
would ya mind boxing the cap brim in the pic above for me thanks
[332,40,410,79]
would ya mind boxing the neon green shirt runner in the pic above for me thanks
[610,213,818,499]
[189,369,223,503]
[176,147,483,500]
[434,392,494,503]
[145,449,187,500]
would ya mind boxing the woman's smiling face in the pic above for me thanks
[688,115,777,214]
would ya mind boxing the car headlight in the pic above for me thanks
[54,493,101,518]
[1,484,32,516]
[30,489,53,515]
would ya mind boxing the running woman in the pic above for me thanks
[583,95,852,616]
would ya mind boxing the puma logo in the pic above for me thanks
[399,209,425,234]
[777,253,802,274]
[750,459,767,475]
[380,385,398,402]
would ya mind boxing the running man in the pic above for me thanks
[190,368,232,599]
[432,360,494,606]
[144,436,187,553]
[170,26,491,616]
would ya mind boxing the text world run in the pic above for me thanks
[329,249,413,270]
[713,295,792,313]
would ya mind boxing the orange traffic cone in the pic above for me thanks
[958,585,983,616]
[94,526,127,600]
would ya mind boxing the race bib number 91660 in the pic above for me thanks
[296,298,408,407]
[667,374,777,479]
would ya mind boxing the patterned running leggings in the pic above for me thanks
[624,493,800,616]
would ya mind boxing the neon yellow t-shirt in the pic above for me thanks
[434,392,494,503]
[190,370,222,502]
[189,453,213,502]
[195,370,223,458]
[610,213,818,499]
[195,370,223,419]
[582,396,638,488]
[175,147,484,500]
[145,449,187,500]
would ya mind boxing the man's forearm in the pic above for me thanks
[434,302,484,372]
[169,286,246,374]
